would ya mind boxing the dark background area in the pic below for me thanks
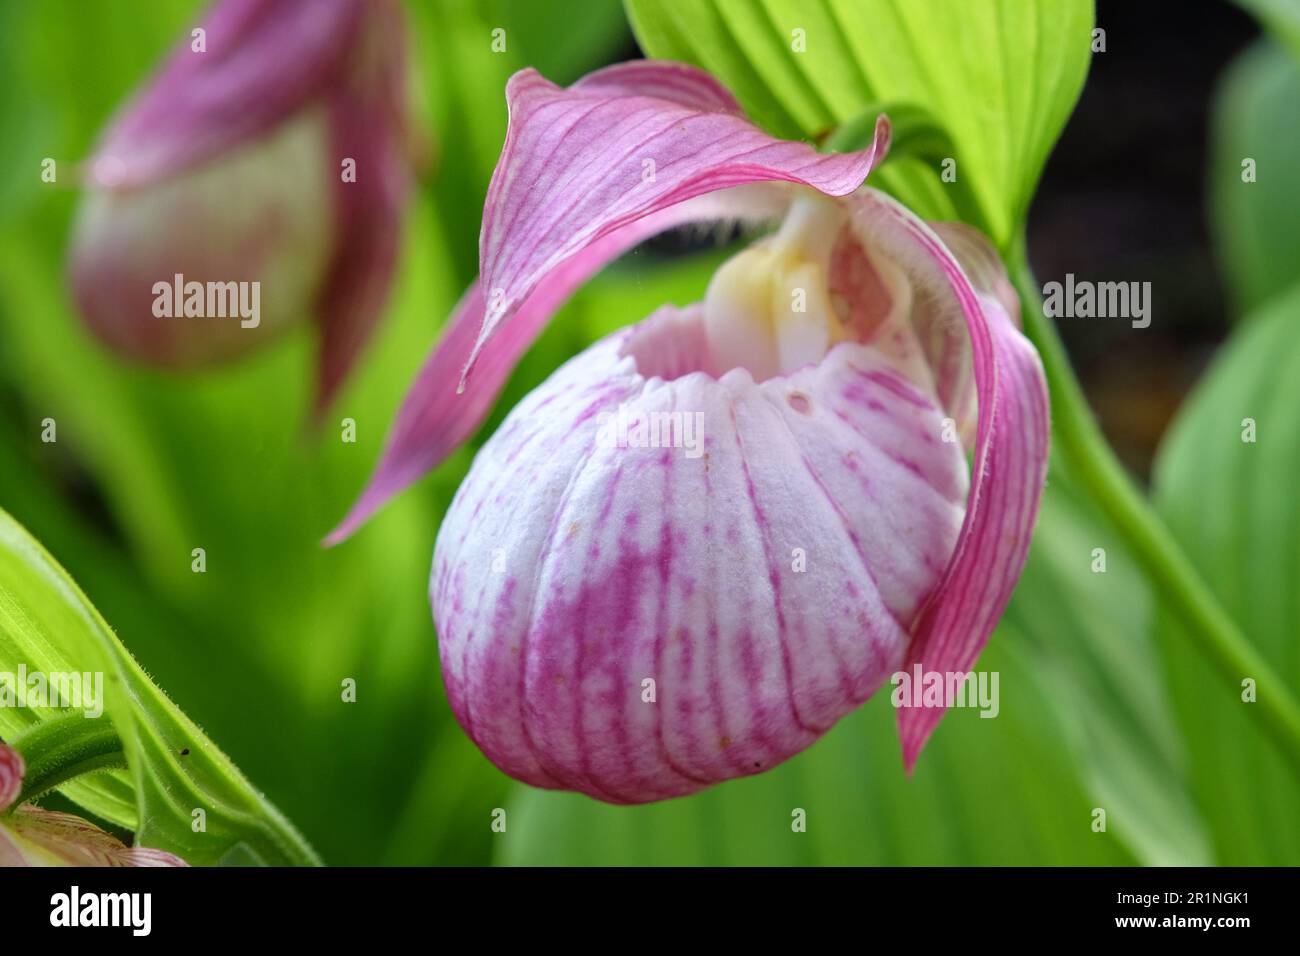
[1029,0,1259,478]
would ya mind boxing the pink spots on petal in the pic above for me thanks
[430,289,975,802]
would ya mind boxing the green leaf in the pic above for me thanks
[493,466,1205,865]
[1234,0,1300,61]
[0,205,471,864]
[625,0,1093,246]
[1209,39,1300,316]
[0,508,319,865]
[1002,463,1210,866]
[0,0,536,864]
[1152,284,1300,864]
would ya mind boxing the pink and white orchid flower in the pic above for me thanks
[329,62,1049,803]
[0,742,186,866]
[68,0,416,414]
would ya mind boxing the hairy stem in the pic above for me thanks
[8,715,127,807]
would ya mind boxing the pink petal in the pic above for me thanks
[845,191,1049,770]
[328,61,889,541]
[430,304,966,801]
[86,0,366,189]
[312,0,413,416]
[468,61,890,378]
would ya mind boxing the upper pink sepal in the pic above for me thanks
[468,61,890,379]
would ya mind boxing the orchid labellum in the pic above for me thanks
[68,0,416,413]
[330,62,1049,803]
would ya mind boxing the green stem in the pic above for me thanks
[7,714,127,807]
[1010,235,1300,774]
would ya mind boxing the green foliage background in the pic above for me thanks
[0,0,1294,865]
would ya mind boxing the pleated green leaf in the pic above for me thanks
[0,509,319,865]
[1153,283,1300,865]
[625,0,1093,246]
[1210,40,1300,316]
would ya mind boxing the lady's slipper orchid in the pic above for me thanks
[329,62,1049,803]
[0,742,186,866]
[68,0,416,412]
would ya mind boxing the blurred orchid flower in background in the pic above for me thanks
[329,62,1049,803]
[0,742,186,866]
[68,0,418,415]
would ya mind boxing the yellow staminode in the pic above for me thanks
[703,192,848,380]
